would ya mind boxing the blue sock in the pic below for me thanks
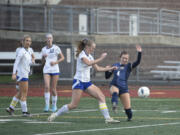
[111,92,118,105]
[125,108,133,121]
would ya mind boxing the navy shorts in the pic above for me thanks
[45,73,60,76]
[72,79,92,91]
[16,76,29,82]
[110,83,129,96]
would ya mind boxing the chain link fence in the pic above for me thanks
[1,5,180,36]
[1,5,180,83]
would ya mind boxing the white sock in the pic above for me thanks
[10,96,19,110]
[52,95,57,107]
[99,103,110,119]
[20,100,27,112]
[56,104,69,116]
[44,92,50,107]
[16,85,20,90]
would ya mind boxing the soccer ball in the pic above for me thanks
[137,86,150,98]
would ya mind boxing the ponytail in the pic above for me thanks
[76,39,93,57]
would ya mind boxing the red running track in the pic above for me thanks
[0,85,180,98]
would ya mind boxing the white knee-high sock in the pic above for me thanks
[99,103,110,119]
[52,95,57,107]
[56,104,69,116]
[44,92,50,107]
[20,100,27,112]
[10,96,19,110]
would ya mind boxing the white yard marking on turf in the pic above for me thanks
[0,112,51,118]
[0,109,98,118]
[0,119,71,124]
[0,119,36,123]
[133,109,179,112]
[0,119,34,122]
[25,121,71,124]
[34,122,180,135]
[0,108,21,110]
[161,110,177,113]
[71,109,98,113]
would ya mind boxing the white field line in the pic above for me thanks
[34,122,180,135]
[0,109,98,118]
[0,119,38,124]
[0,119,34,122]
[1,109,180,119]
[71,109,98,113]
[0,119,71,124]
[1,107,180,113]
[0,112,51,118]
[161,110,177,113]
[0,109,179,118]
[0,108,21,110]
[25,121,71,124]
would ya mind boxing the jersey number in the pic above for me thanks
[117,71,120,76]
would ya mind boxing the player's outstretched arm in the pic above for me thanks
[136,45,142,52]
[93,64,117,72]
[132,45,142,68]
[82,53,107,66]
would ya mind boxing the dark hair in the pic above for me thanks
[76,39,94,57]
[119,51,128,58]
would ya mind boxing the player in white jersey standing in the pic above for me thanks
[48,39,120,123]
[15,40,35,90]
[41,33,65,112]
[6,35,34,116]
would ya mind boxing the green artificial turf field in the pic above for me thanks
[0,97,180,135]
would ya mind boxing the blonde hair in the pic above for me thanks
[76,39,94,57]
[46,33,53,39]
[23,34,31,41]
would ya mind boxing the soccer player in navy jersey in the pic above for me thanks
[105,45,142,121]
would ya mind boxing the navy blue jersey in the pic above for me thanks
[105,52,141,91]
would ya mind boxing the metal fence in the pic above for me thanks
[1,4,180,36]
[92,8,180,36]
[94,44,180,83]
[58,43,180,82]
[1,5,180,83]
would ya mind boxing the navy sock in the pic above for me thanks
[125,108,133,120]
[111,92,118,105]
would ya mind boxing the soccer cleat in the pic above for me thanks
[105,117,120,124]
[44,105,49,112]
[112,102,118,113]
[127,118,132,121]
[6,107,15,115]
[22,112,31,117]
[51,105,57,112]
[48,113,57,122]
